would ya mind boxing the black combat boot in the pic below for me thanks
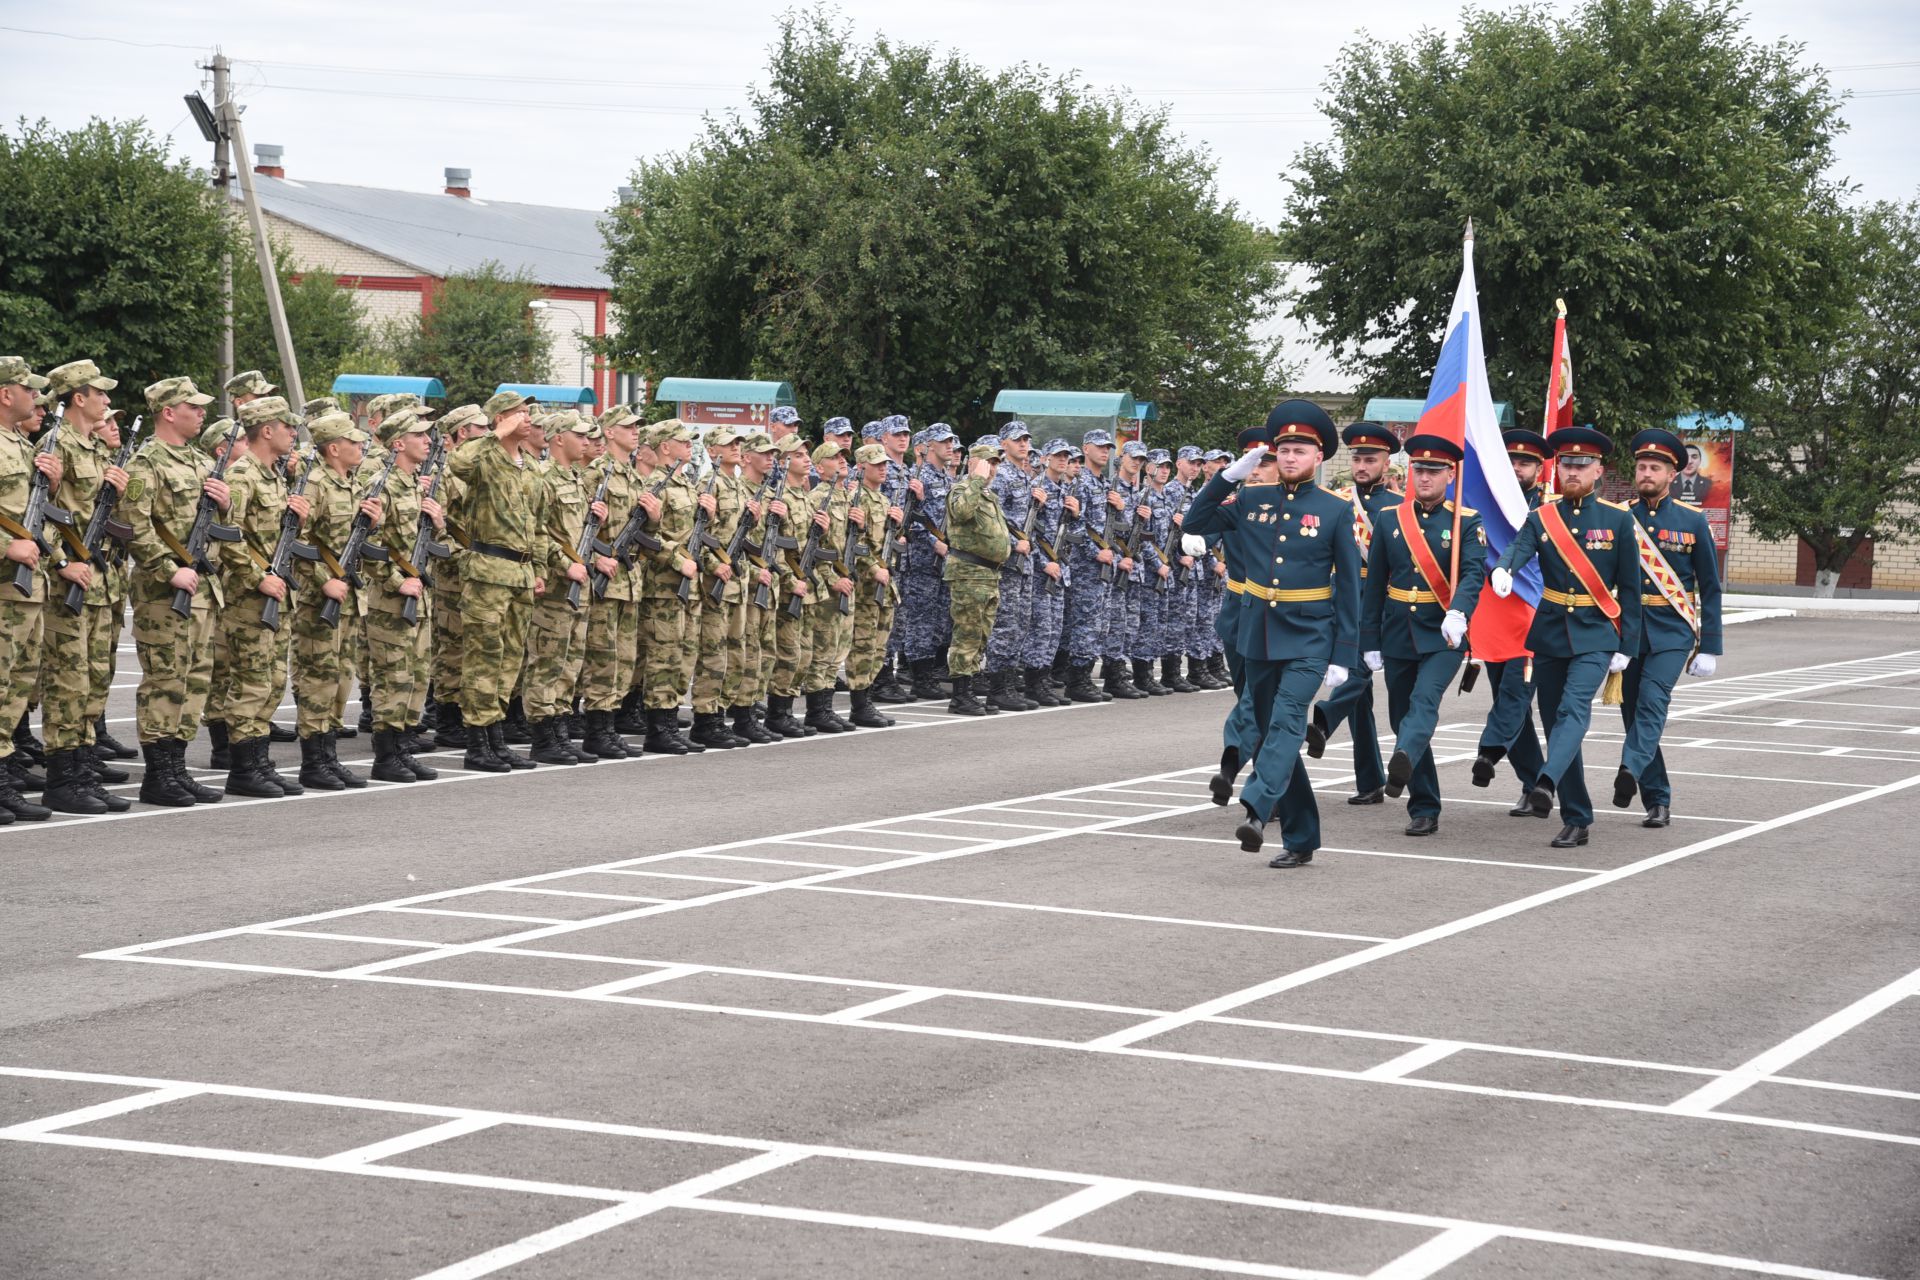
[1134,658,1170,696]
[730,705,776,744]
[137,741,194,808]
[226,738,286,798]
[12,711,44,766]
[643,708,690,755]
[463,721,511,773]
[947,675,989,716]
[396,727,437,780]
[907,659,946,700]
[804,690,847,734]
[532,717,583,765]
[418,690,439,735]
[299,734,344,791]
[94,714,137,759]
[1064,663,1105,704]
[43,749,108,815]
[764,695,806,740]
[1050,650,1070,691]
[0,757,49,815]
[261,740,303,795]
[874,657,914,704]
[566,700,586,742]
[577,710,621,759]
[987,671,1028,712]
[370,729,418,782]
[81,743,130,785]
[7,751,46,792]
[206,719,231,770]
[849,688,894,728]
[320,730,365,789]
[356,694,374,736]
[1027,667,1063,707]
[503,695,532,744]
[269,720,297,743]
[616,689,646,736]
[169,738,223,803]
[435,703,469,749]
[488,722,535,770]
[1106,660,1147,700]
[689,712,738,750]
[1162,655,1198,693]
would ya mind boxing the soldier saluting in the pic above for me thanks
[1490,425,1643,848]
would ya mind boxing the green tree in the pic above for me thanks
[387,263,549,408]
[0,117,229,403]
[603,10,1288,442]
[1735,199,1920,595]
[1281,0,1849,427]
[233,238,369,401]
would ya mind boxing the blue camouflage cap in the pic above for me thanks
[1177,445,1203,462]
[927,422,958,442]
[1203,448,1230,462]
[1147,448,1171,464]
[999,419,1031,441]
[1041,437,1072,456]
[884,416,911,436]
[861,421,883,439]
[910,428,928,447]
[1082,428,1114,447]
[976,434,1001,450]
[822,416,853,437]
[1122,440,1149,458]
[769,406,801,426]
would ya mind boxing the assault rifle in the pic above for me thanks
[168,417,245,618]
[399,435,452,627]
[591,464,676,601]
[61,416,142,615]
[835,504,867,616]
[709,476,760,606]
[316,447,396,628]
[886,485,916,588]
[676,470,724,604]
[567,467,613,611]
[745,469,797,611]
[1156,496,1190,593]
[258,457,321,632]
[10,405,73,598]
[786,508,831,619]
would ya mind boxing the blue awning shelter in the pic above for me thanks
[330,375,446,400]
[654,378,796,408]
[497,383,597,406]
[992,389,1137,421]
[1674,411,1744,433]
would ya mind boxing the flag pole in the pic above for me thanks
[1451,221,1470,678]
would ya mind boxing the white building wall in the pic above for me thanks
[532,295,597,389]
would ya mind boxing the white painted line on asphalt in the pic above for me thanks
[1360,1041,1464,1081]
[1662,770,1870,789]
[989,1181,1136,1240]
[905,816,1070,831]
[1370,1225,1502,1280]
[1769,1075,1920,1103]
[494,888,673,904]
[568,965,704,998]
[855,827,982,842]
[1434,796,1751,823]
[260,929,440,949]
[320,1115,498,1167]
[0,1084,201,1138]
[823,988,942,1023]
[1668,965,1920,1115]
[754,838,965,857]
[1089,768,1920,1051]
[594,870,768,885]
[384,907,567,924]
[1111,830,1600,876]
[677,853,860,870]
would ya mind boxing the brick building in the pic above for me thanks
[248,145,634,406]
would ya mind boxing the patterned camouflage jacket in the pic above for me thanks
[702,471,748,605]
[219,449,293,603]
[854,481,890,591]
[0,426,48,604]
[809,478,854,603]
[642,464,699,600]
[906,461,950,576]
[52,425,117,607]
[366,464,430,614]
[588,453,641,604]
[300,463,369,620]
[121,439,222,609]
[943,475,1010,583]
[447,435,542,592]
[537,462,590,603]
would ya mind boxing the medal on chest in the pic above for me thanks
[1301,513,1319,537]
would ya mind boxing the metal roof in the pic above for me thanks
[655,378,795,406]
[497,383,597,405]
[331,375,446,399]
[992,389,1136,419]
[1365,398,1516,430]
[255,175,611,290]
[1128,400,1159,422]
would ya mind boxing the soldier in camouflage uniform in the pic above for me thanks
[800,441,858,734]
[1024,437,1077,706]
[1194,450,1233,684]
[634,420,704,755]
[1063,429,1122,703]
[89,407,140,764]
[944,440,1012,716]
[445,390,545,772]
[1104,440,1163,696]
[619,425,666,736]
[360,409,446,782]
[871,417,915,703]
[900,424,956,698]
[724,432,782,744]
[522,411,599,765]
[844,443,900,728]
[0,358,58,822]
[764,438,819,739]
[36,361,132,812]
[347,392,420,736]
[983,422,1044,712]
[292,412,385,791]
[578,407,642,760]
[1143,448,1197,693]
[688,426,750,749]
[121,377,231,807]
[426,404,490,750]
[210,396,310,799]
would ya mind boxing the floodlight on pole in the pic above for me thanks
[184,92,221,144]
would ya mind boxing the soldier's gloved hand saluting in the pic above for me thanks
[1222,444,1267,483]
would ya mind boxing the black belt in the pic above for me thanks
[948,548,1005,570]
[470,540,531,564]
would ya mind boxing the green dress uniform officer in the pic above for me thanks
[1359,433,1485,836]
[1185,401,1360,867]
[1491,426,1645,848]
[362,408,445,782]
[943,440,1012,716]
[1614,427,1723,827]
[0,358,57,823]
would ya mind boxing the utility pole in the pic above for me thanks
[218,68,307,413]
[209,53,234,415]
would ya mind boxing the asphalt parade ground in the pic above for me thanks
[3,614,1918,1279]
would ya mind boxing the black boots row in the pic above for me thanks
[137,739,225,808]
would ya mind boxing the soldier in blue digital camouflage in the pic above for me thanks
[1061,428,1119,703]
[982,421,1043,711]
[1025,438,1077,705]
[900,424,956,698]
[873,416,916,702]
[1104,440,1157,697]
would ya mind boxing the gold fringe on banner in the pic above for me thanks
[1601,669,1625,705]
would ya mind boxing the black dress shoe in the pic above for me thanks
[1405,815,1439,837]
[1471,749,1500,788]
[1385,750,1412,797]
[1209,746,1238,806]
[1509,791,1536,817]
[1305,707,1328,759]
[1612,766,1638,809]
[1348,787,1385,806]
[1235,809,1265,853]
[1551,824,1589,848]
[1642,804,1671,828]
[1267,848,1314,868]
[1526,780,1556,818]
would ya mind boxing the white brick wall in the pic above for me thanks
[264,212,416,277]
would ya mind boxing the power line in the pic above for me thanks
[249,81,717,117]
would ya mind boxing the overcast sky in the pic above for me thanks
[7,0,1916,388]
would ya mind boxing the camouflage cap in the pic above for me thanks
[1121,440,1149,458]
[224,369,276,398]
[926,422,958,443]
[743,431,775,453]
[302,396,339,419]
[910,429,928,447]
[1082,428,1114,447]
[197,418,239,455]
[1042,437,1072,456]
[999,419,1031,441]
[366,392,423,418]
[145,377,214,411]
[584,420,605,441]
[1203,448,1231,462]
[47,359,118,397]
[0,357,48,390]
[439,404,487,433]
[968,441,1004,462]
[376,407,434,444]
[238,396,294,428]
[860,421,883,440]
[484,390,531,419]
[882,414,911,434]
[706,425,744,448]
[655,418,696,444]
[309,411,371,447]
[821,416,853,437]
[1147,448,1172,464]
[598,405,642,430]
[773,434,807,456]
[552,410,591,437]
[768,405,801,426]
[810,441,844,464]
[854,442,887,465]
[103,406,126,419]
[1177,445,1203,461]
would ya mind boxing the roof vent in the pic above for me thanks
[253,143,284,178]
[616,185,636,204]
[444,167,471,198]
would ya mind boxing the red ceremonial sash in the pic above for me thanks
[1538,502,1622,635]
[1395,500,1453,609]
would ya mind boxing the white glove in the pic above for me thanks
[1362,650,1383,672]
[1609,652,1632,674]
[1222,444,1267,483]
[1688,653,1717,678]
[1440,609,1467,648]
[1181,533,1207,556]
[1323,664,1349,690]
[1490,567,1513,598]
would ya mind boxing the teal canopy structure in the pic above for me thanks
[331,375,445,399]
[655,378,796,407]
[1674,412,1744,433]
[1364,397,1516,431]
[992,389,1137,420]
[496,383,597,405]
[1128,400,1159,423]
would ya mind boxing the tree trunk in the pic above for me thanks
[1813,569,1840,598]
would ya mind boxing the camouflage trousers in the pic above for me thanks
[211,604,292,741]
[90,599,123,722]
[431,584,464,705]
[1195,575,1226,657]
[805,599,853,692]
[367,599,432,731]
[946,572,999,677]
[460,580,533,728]
[0,598,43,757]
[770,597,816,698]
[845,587,896,691]
[1131,579,1164,659]
[130,583,216,744]
[524,595,588,720]
[691,592,745,713]
[898,570,952,661]
[743,600,777,704]
[985,565,1035,672]
[1104,575,1140,660]
[292,596,357,738]
[354,615,372,709]
[581,597,638,713]
[636,592,697,711]
[42,599,111,749]
[1024,569,1068,668]
[1062,558,1111,663]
